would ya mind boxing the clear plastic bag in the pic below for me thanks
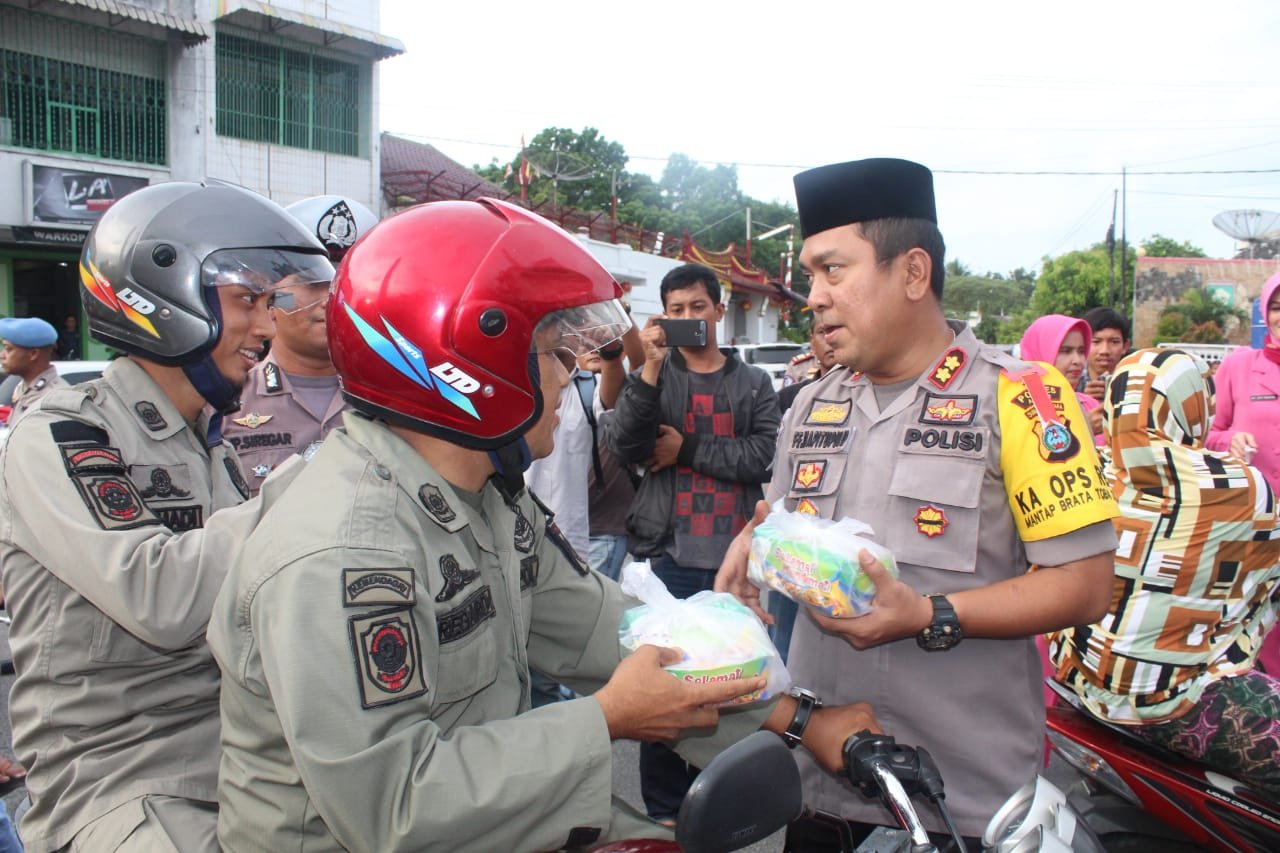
[747,499,898,617]
[618,561,789,706]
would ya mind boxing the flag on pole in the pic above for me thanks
[519,134,531,203]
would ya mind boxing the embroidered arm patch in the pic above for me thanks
[343,568,416,607]
[57,441,161,531]
[348,606,428,709]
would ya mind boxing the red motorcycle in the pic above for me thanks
[1045,680,1280,852]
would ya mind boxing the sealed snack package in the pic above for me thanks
[747,499,898,617]
[618,561,789,706]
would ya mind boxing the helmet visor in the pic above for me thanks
[201,248,335,294]
[534,298,631,357]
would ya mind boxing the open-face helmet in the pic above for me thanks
[329,198,628,451]
[285,194,379,263]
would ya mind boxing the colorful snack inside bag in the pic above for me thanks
[747,500,897,617]
[618,561,789,706]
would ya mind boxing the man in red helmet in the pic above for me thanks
[207,199,881,851]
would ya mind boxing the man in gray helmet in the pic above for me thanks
[0,180,332,852]
[221,195,372,495]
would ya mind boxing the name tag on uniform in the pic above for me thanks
[1250,394,1277,401]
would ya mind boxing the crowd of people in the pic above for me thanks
[0,156,1272,853]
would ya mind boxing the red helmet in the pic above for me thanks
[329,198,627,449]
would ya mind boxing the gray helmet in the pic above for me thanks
[285,194,379,262]
[79,180,332,410]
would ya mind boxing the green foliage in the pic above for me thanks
[1141,234,1207,259]
[1032,247,1111,317]
[942,275,1029,320]
[1155,311,1189,342]
[1159,287,1249,338]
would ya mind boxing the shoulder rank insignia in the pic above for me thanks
[263,362,283,393]
[33,378,46,391]
[929,347,967,390]
[223,457,250,500]
[233,412,273,429]
[513,506,536,553]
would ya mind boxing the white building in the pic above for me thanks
[0,0,401,359]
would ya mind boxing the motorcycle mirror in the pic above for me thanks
[675,731,802,853]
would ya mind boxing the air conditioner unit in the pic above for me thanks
[0,117,13,146]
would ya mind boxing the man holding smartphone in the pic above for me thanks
[606,262,781,824]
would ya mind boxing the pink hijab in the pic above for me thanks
[1020,314,1103,442]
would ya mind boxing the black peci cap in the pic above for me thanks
[793,158,937,238]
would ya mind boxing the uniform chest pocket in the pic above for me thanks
[886,451,985,573]
[90,611,166,663]
[431,585,499,705]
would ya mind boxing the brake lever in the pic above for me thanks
[843,732,933,850]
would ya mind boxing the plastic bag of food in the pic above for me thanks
[747,500,898,617]
[618,561,789,706]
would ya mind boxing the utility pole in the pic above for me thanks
[1107,190,1118,308]
[1120,167,1128,310]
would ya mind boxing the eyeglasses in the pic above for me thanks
[539,345,580,380]
[269,284,331,315]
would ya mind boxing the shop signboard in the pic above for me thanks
[26,163,150,228]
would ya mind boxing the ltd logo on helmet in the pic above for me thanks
[343,302,481,418]
[80,255,160,338]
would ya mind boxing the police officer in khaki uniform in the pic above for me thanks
[0,317,66,420]
[222,195,376,494]
[208,199,882,853]
[0,181,332,852]
[717,159,1119,850]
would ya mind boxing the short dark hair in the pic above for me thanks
[1081,307,1130,342]
[660,263,721,308]
[854,218,946,300]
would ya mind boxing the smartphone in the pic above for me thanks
[657,318,708,348]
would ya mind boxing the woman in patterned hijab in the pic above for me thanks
[1051,348,1280,797]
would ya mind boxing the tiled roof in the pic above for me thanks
[380,133,506,205]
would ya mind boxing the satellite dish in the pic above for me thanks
[1213,210,1280,241]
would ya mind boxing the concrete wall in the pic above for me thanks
[1133,257,1280,346]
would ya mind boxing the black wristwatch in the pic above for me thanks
[916,593,963,651]
[781,687,823,749]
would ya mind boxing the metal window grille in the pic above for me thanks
[0,7,166,165]
[216,32,360,157]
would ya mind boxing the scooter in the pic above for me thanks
[1045,679,1280,852]
[595,729,1102,853]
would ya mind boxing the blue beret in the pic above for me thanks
[793,158,937,239]
[0,317,58,348]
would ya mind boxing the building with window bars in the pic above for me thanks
[0,0,401,360]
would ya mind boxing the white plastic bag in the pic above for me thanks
[747,499,898,617]
[618,561,789,706]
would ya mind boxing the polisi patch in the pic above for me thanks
[902,427,985,456]
[434,554,480,603]
[349,607,427,709]
[344,568,416,607]
[803,398,852,426]
[791,459,828,493]
[915,504,948,538]
[919,394,977,426]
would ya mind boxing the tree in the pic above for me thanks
[942,275,1029,320]
[945,259,972,277]
[1159,287,1248,338]
[1031,247,1111,317]
[1141,234,1207,258]
[476,126,629,210]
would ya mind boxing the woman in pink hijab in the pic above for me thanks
[1020,314,1105,446]
[1208,271,1280,677]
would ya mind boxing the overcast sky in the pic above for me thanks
[378,0,1280,277]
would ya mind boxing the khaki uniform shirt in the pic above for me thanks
[9,365,66,420]
[221,353,346,496]
[209,413,769,853]
[0,358,261,852]
[774,323,1117,835]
